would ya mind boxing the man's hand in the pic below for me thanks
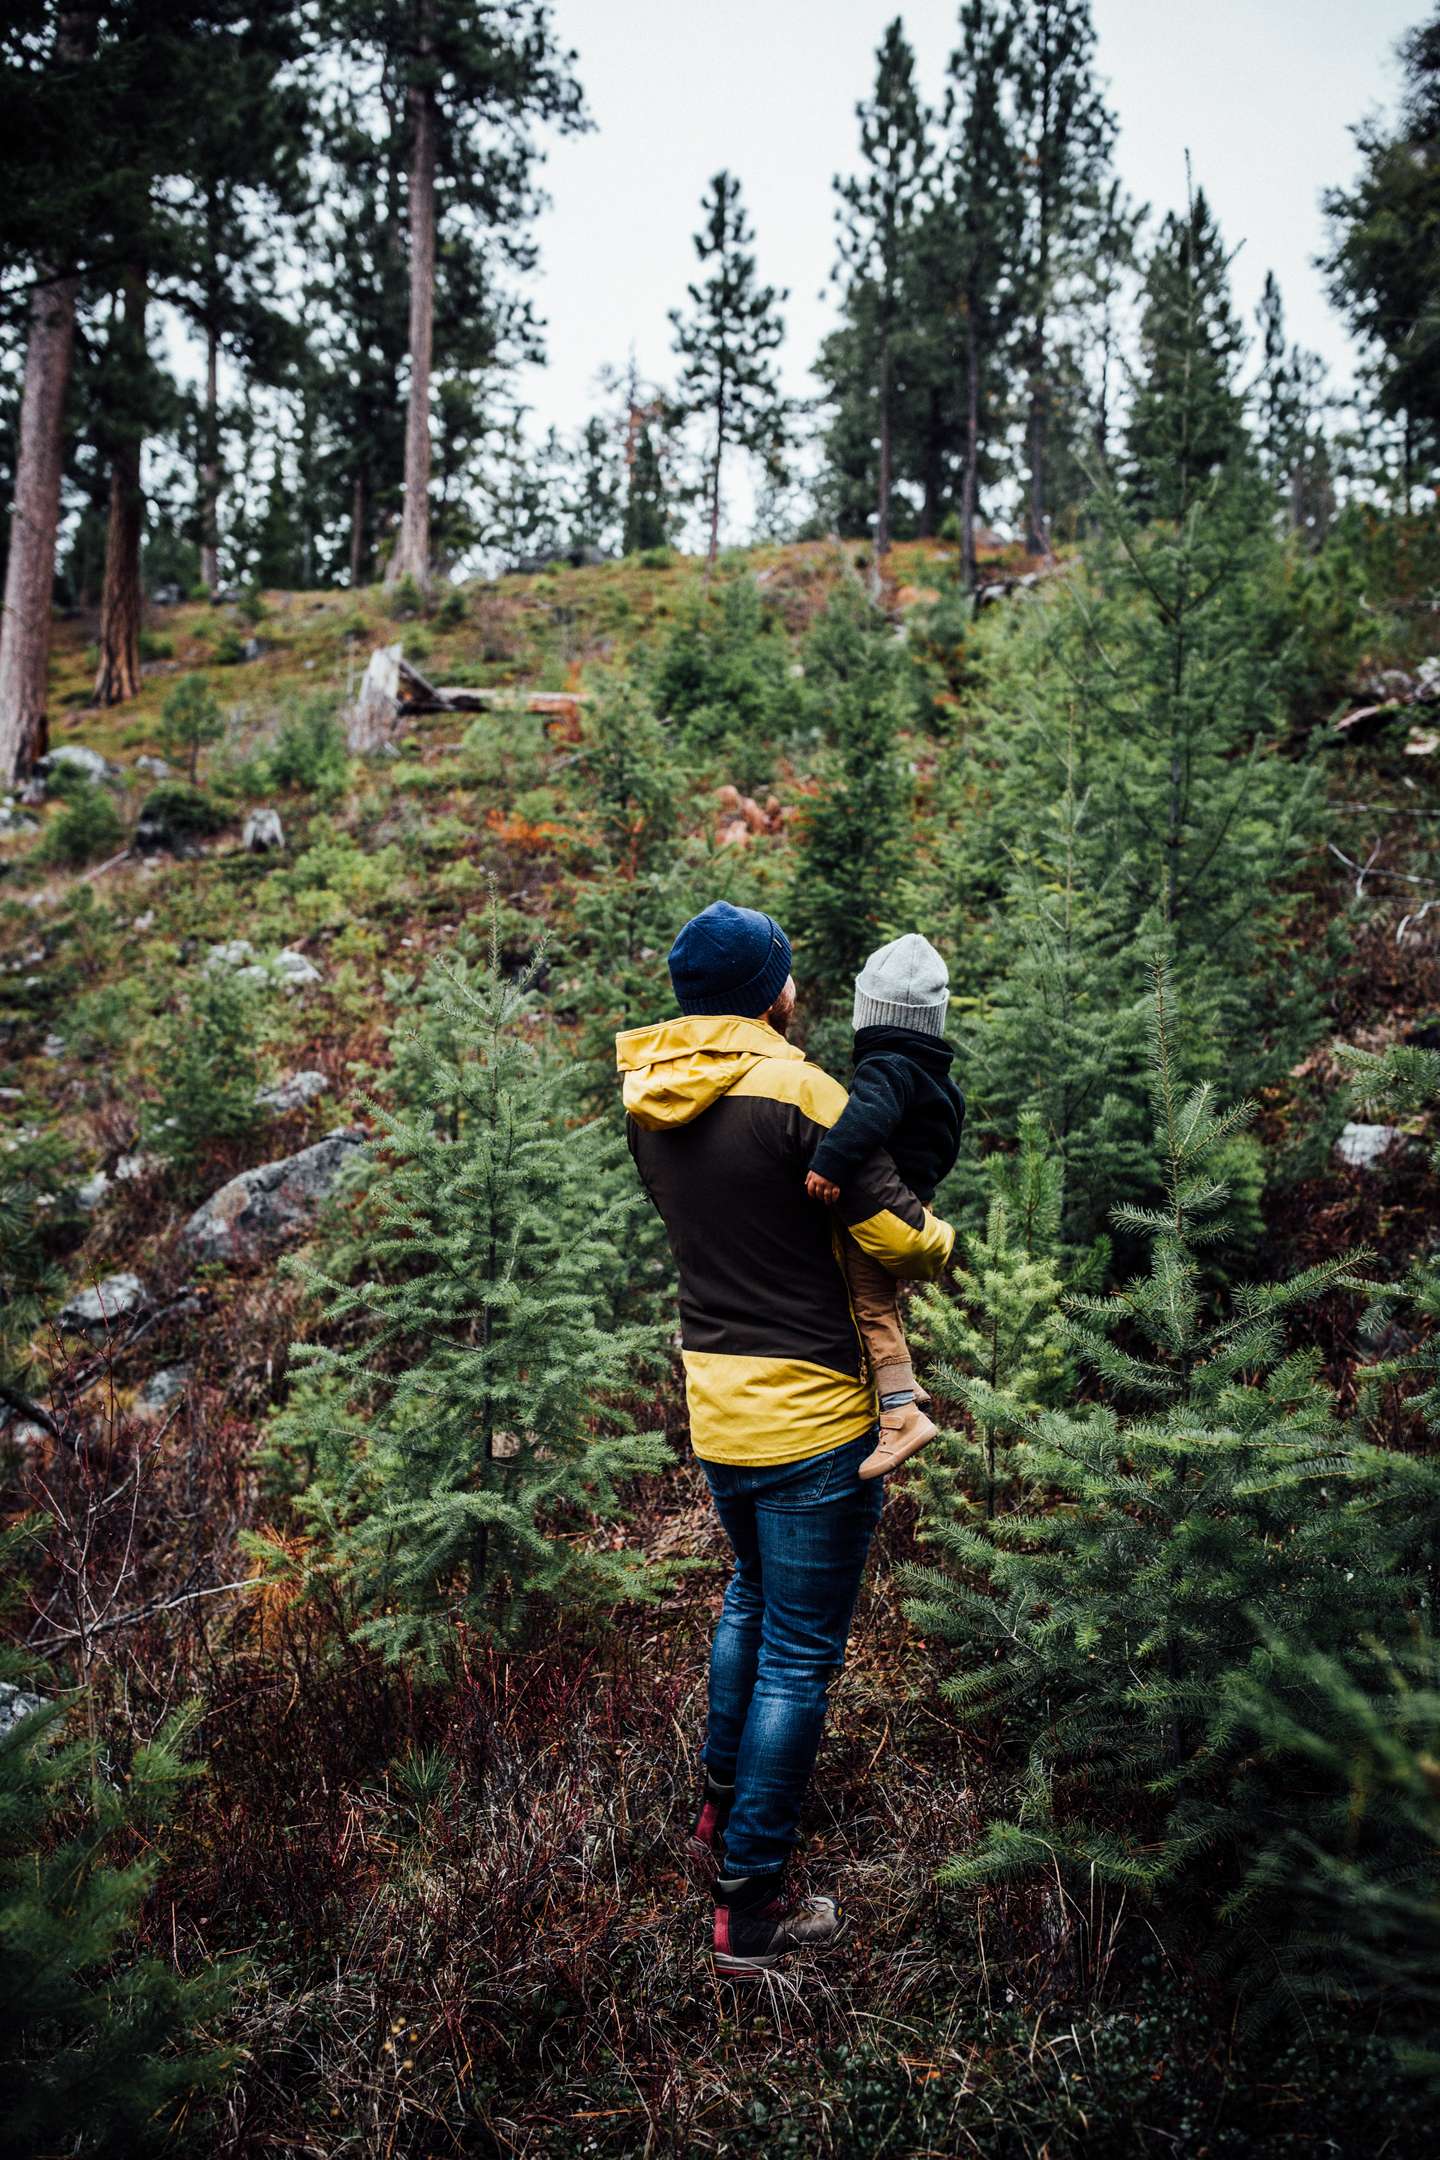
[805,1169,842,1205]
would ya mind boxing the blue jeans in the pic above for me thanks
[700,1429,884,1878]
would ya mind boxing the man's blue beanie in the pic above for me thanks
[668,901,793,1018]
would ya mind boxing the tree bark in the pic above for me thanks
[876,334,892,565]
[349,463,368,587]
[94,270,147,707]
[961,302,980,592]
[1026,305,1049,556]
[0,5,97,781]
[387,0,437,590]
[199,320,220,593]
[0,269,78,780]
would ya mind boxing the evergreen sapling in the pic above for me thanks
[267,928,671,1669]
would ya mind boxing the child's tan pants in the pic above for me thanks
[840,1235,915,1398]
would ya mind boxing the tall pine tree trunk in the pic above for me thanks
[876,333,892,565]
[0,269,78,781]
[388,0,437,590]
[961,302,981,591]
[0,5,97,781]
[199,322,220,594]
[706,387,726,570]
[1026,304,1050,555]
[349,464,368,587]
[94,270,147,708]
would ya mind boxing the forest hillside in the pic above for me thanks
[6,0,1440,2152]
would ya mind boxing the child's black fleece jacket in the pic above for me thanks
[808,1024,965,1205]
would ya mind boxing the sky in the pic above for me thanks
[512,0,1417,527]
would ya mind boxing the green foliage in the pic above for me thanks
[904,968,1369,1900]
[786,588,916,1055]
[135,781,230,841]
[0,1127,71,1403]
[259,700,350,798]
[651,575,800,783]
[37,785,125,868]
[265,926,671,1670]
[670,170,788,559]
[143,970,267,1169]
[159,674,226,783]
[1,1703,228,2156]
[1220,1634,1440,2086]
[913,1110,1070,1521]
[1127,185,1251,518]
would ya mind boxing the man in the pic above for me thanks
[616,900,954,1978]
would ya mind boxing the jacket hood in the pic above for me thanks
[616,1014,805,1130]
[853,1023,956,1075]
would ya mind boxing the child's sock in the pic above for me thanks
[879,1387,916,1410]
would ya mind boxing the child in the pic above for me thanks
[805,933,964,1479]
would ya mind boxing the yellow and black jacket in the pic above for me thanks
[617,1014,955,1467]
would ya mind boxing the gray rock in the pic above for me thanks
[242,807,284,853]
[75,1169,112,1211]
[0,801,38,836]
[0,1681,48,1737]
[1335,1121,1406,1170]
[257,1069,330,1115]
[57,1271,149,1333]
[204,937,257,973]
[134,754,172,778]
[205,939,319,992]
[41,1032,65,1059]
[180,1128,366,1262]
[37,744,114,784]
[136,1365,191,1414]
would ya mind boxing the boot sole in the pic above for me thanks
[712,1913,850,1977]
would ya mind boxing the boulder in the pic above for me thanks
[180,1128,366,1262]
[75,1169,112,1211]
[135,1366,191,1416]
[0,800,38,836]
[205,939,321,992]
[0,1681,48,1737]
[257,1069,330,1115]
[134,754,172,778]
[37,744,114,785]
[57,1270,148,1334]
[1335,1122,1406,1170]
[242,807,284,853]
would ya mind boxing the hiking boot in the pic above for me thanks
[686,1773,734,1875]
[859,1398,937,1480]
[713,1876,849,1977]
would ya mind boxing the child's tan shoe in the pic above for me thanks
[859,1400,937,1480]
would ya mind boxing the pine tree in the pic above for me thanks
[1219,1632,1440,2086]
[1253,271,1335,540]
[938,0,1025,586]
[1338,1039,1440,1619]
[670,171,788,567]
[1322,11,1440,465]
[955,762,1155,1254]
[650,570,801,784]
[832,18,931,568]
[269,926,671,1669]
[786,588,913,1055]
[2,1701,228,2156]
[1011,0,1116,553]
[911,1110,1069,1521]
[904,966,1366,1899]
[1127,183,1251,519]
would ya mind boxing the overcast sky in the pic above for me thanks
[513,0,1416,518]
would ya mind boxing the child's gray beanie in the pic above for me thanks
[853,933,949,1037]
